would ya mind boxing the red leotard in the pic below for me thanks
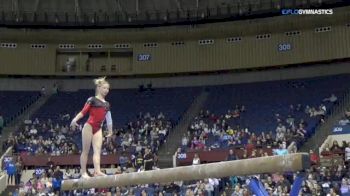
[80,97,110,134]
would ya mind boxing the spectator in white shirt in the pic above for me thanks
[345,142,350,162]
[192,153,200,165]
[181,134,189,146]
[339,117,350,126]
[276,123,286,134]
[276,130,285,142]
[323,94,338,103]
[204,178,214,196]
[29,125,38,135]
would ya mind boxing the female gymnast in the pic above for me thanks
[70,77,113,178]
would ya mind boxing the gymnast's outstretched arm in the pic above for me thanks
[105,111,113,137]
[70,98,92,128]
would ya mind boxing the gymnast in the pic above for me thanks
[70,77,113,178]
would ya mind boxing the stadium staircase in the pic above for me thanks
[157,90,209,168]
[0,93,53,155]
[300,88,350,152]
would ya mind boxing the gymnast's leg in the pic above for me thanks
[92,129,105,176]
[81,123,93,178]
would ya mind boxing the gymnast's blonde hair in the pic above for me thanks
[94,76,109,87]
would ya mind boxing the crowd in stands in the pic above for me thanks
[1,111,175,195]
[194,139,350,196]
[3,111,172,158]
[2,75,350,195]
[4,142,350,196]
[183,99,330,153]
[8,167,224,196]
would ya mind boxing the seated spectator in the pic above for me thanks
[191,137,205,150]
[296,124,307,139]
[331,141,342,154]
[245,140,255,156]
[339,117,350,126]
[309,150,320,166]
[340,178,350,195]
[192,153,200,165]
[321,147,333,157]
[119,153,129,170]
[323,94,338,103]
[345,142,350,163]
[29,125,38,136]
[143,148,154,171]
[181,134,189,147]
[226,149,237,161]
[273,144,288,156]
[345,109,350,120]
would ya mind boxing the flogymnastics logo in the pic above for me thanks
[281,9,333,15]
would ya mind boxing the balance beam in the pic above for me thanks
[61,153,309,190]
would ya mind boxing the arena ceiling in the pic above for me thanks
[0,0,347,27]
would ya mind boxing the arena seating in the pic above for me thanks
[185,74,350,150]
[4,75,350,195]
[10,87,201,156]
[32,87,201,126]
[0,91,41,125]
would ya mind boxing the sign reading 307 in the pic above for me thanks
[137,54,152,61]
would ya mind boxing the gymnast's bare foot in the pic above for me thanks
[81,172,91,179]
[94,171,107,177]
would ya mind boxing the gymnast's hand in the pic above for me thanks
[70,119,79,129]
[106,130,113,138]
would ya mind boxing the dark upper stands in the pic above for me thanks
[0,91,41,125]
[185,74,350,149]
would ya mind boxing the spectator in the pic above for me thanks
[339,117,350,126]
[29,125,38,136]
[135,153,144,169]
[340,178,350,195]
[143,148,154,171]
[119,153,129,170]
[309,150,320,166]
[15,159,23,185]
[345,142,350,164]
[52,177,61,194]
[204,178,214,196]
[276,123,286,134]
[331,141,342,154]
[323,94,338,103]
[41,86,46,96]
[181,134,189,147]
[192,153,200,165]
[245,140,255,156]
[53,166,63,180]
[6,160,16,185]
[226,149,237,161]
[273,144,288,156]
[64,168,72,179]
[321,147,332,157]
[286,115,295,127]
[346,109,350,120]
[52,83,59,94]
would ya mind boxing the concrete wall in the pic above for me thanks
[0,6,349,76]
[0,61,349,91]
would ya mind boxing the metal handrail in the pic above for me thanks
[304,87,350,151]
